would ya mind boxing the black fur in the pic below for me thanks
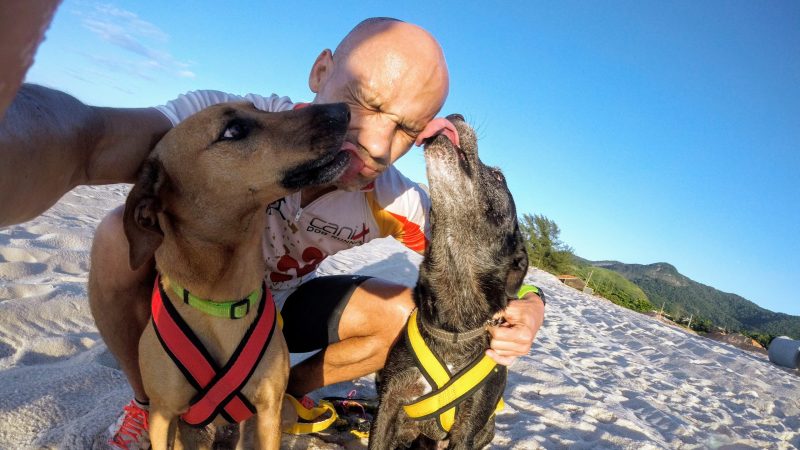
[369,115,528,449]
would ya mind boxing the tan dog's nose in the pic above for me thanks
[311,103,350,128]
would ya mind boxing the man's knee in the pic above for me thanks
[339,279,415,343]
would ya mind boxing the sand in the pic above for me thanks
[0,185,798,449]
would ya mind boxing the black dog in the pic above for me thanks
[369,114,529,449]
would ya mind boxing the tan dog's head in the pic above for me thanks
[123,102,350,269]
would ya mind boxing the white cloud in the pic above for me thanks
[93,4,169,42]
[76,2,196,80]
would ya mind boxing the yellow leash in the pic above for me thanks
[402,310,503,432]
[280,313,339,435]
[283,395,338,434]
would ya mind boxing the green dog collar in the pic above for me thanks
[171,282,261,319]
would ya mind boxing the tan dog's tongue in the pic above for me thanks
[415,118,460,148]
[340,141,365,180]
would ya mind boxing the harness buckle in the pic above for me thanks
[231,298,251,319]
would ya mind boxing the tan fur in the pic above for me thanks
[122,102,349,449]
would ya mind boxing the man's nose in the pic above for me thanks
[354,113,395,162]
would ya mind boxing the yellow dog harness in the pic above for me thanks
[401,309,504,432]
[402,284,543,432]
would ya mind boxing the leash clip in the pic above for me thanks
[485,317,506,328]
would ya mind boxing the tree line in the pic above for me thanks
[517,212,795,345]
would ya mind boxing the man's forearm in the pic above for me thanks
[0,84,170,227]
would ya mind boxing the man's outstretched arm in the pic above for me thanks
[0,1,60,120]
[0,84,171,227]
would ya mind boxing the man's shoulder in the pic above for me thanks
[372,166,430,211]
[373,166,420,192]
[155,90,294,126]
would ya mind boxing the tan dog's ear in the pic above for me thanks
[123,158,171,270]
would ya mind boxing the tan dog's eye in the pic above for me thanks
[218,119,250,142]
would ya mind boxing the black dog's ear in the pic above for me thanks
[505,232,529,299]
[123,158,171,270]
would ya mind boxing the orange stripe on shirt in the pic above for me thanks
[366,192,428,253]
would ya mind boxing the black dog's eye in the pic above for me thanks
[218,119,250,142]
[489,168,505,183]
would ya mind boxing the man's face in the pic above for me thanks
[312,39,448,190]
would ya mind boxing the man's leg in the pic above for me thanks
[88,206,154,401]
[283,277,414,396]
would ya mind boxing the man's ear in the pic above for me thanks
[308,49,334,94]
[123,158,170,270]
[505,233,530,298]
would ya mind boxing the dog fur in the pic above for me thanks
[117,101,350,449]
[369,114,529,450]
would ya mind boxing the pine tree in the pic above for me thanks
[519,213,574,274]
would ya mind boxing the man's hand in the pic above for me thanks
[486,293,545,366]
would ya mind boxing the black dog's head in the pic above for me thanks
[419,114,528,321]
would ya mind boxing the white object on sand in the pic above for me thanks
[768,336,800,369]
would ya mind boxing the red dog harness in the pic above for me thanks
[150,276,277,427]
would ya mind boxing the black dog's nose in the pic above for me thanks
[446,113,465,122]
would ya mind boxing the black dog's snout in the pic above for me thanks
[447,113,465,122]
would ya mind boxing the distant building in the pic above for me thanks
[558,275,587,291]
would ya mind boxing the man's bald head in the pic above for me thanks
[316,18,449,108]
[333,17,402,56]
[307,18,450,189]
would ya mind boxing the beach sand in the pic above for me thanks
[0,185,798,449]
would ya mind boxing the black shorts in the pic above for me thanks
[280,275,372,353]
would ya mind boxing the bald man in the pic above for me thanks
[1,18,543,448]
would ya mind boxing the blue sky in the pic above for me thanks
[25,1,799,316]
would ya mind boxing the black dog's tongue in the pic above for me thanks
[415,118,460,148]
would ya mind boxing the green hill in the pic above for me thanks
[570,264,652,312]
[589,260,800,339]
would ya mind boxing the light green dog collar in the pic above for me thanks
[170,281,261,319]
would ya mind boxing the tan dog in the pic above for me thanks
[119,101,350,449]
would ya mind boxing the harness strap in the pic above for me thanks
[402,309,502,433]
[283,395,338,434]
[151,275,277,427]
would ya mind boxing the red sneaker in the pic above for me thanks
[107,399,150,449]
